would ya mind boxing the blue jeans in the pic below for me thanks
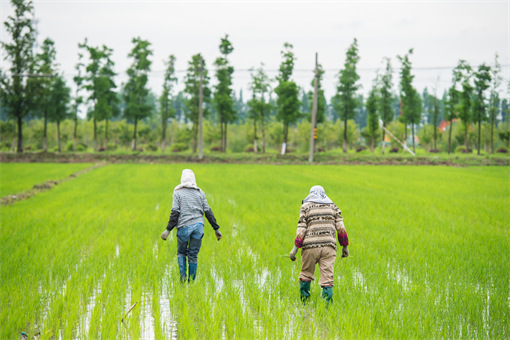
[177,223,204,263]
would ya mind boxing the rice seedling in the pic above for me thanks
[0,163,508,338]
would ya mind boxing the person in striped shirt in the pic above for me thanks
[161,169,222,282]
[289,185,349,304]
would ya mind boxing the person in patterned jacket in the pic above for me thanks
[289,185,349,304]
[161,169,222,282]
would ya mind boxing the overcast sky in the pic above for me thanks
[1,0,509,104]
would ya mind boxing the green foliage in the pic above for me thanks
[0,0,36,152]
[378,57,394,126]
[364,82,379,151]
[417,124,435,151]
[275,43,301,148]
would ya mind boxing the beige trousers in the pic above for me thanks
[299,246,336,287]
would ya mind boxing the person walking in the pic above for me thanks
[289,185,349,304]
[161,169,222,282]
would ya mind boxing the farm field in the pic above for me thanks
[1,163,509,339]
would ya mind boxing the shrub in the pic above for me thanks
[244,145,255,152]
[455,146,471,154]
[98,147,106,152]
[356,146,366,153]
[317,147,325,153]
[107,144,118,151]
[66,141,74,152]
[171,143,187,152]
[429,148,440,153]
[76,144,86,152]
[210,145,221,152]
[390,147,399,153]
[146,144,158,152]
[496,147,508,153]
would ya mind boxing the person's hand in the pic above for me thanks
[290,245,298,261]
[215,229,223,241]
[161,230,170,241]
[342,245,349,258]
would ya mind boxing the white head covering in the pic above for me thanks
[302,185,333,204]
[174,169,199,191]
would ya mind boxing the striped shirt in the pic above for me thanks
[294,202,349,250]
[172,187,211,229]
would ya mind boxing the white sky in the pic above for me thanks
[1,0,509,104]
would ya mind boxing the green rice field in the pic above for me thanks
[1,163,509,339]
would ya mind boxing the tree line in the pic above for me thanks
[1,0,509,155]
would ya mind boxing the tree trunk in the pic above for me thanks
[477,118,481,155]
[73,115,78,152]
[220,119,224,152]
[411,123,415,153]
[11,119,16,152]
[464,125,468,151]
[132,118,138,151]
[192,121,198,154]
[343,118,348,153]
[370,136,375,153]
[448,119,453,154]
[93,118,97,152]
[283,123,288,155]
[43,111,48,152]
[433,123,437,151]
[224,122,228,152]
[382,128,386,154]
[105,119,109,151]
[261,110,266,153]
[253,119,258,152]
[57,120,61,153]
[17,115,23,153]
[490,118,494,154]
[403,121,407,148]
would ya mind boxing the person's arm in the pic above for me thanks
[201,191,222,240]
[290,205,308,261]
[334,205,349,257]
[161,192,180,240]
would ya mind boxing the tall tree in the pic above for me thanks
[445,73,460,154]
[472,63,491,155]
[397,49,421,152]
[379,57,393,154]
[72,51,85,152]
[80,41,118,151]
[0,0,36,152]
[454,60,473,150]
[275,42,300,154]
[428,91,441,151]
[213,34,235,152]
[488,54,502,153]
[48,74,70,152]
[97,47,119,150]
[307,63,326,124]
[365,79,379,152]
[123,37,153,151]
[35,38,57,152]
[247,64,272,153]
[184,54,211,153]
[159,54,177,151]
[334,38,361,153]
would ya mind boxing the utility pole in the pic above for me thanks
[309,53,319,163]
[198,56,204,160]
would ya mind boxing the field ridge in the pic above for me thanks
[1,163,104,205]
[1,151,509,166]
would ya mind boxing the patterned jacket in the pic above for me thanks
[294,202,349,250]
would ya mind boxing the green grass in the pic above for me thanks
[0,162,92,197]
[1,164,509,338]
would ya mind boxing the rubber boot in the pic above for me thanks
[321,286,333,306]
[300,280,311,304]
[188,262,197,282]
[178,257,187,282]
